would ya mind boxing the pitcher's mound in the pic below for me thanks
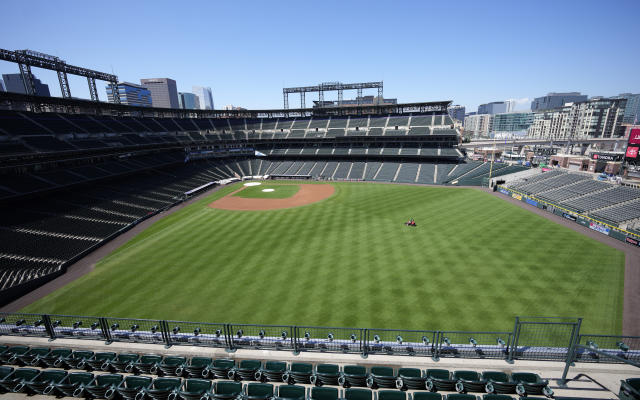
[209,183,335,211]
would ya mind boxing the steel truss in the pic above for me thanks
[283,81,384,109]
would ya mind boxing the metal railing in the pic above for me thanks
[0,312,633,364]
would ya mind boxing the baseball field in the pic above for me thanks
[21,181,625,334]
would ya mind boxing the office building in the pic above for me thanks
[528,97,627,140]
[616,93,640,124]
[2,73,50,97]
[0,78,4,92]
[448,105,465,122]
[105,82,152,107]
[530,92,588,111]
[464,114,493,138]
[491,112,534,138]
[178,92,200,109]
[192,86,214,110]
[477,101,507,115]
[140,78,179,108]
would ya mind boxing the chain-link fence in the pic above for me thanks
[165,320,228,348]
[47,314,104,341]
[296,326,363,354]
[438,330,512,359]
[511,317,581,361]
[101,317,166,345]
[575,334,640,363]
[228,324,295,351]
[366,328,437,357]
[0,312,49,338]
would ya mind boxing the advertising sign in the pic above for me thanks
[526,198,538,207]
[512,193,522,201]
[629,128,640,145]
[562,213,577,222]
[626,146,639,159]
[626,237,640,247]
[499,188,509,195]
[591,153,622,161]
[589,222,610,235]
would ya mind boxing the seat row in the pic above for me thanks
[0,346,553,397]
[0,367,549,400]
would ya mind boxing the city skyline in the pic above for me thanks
[0,0,638,111]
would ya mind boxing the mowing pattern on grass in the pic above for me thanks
[21,183,624,334]
[234,184,300,199]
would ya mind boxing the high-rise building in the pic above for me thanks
[192,86,214,110]
[2,73,50,97]
[105,82,152,107]
[530,92,588,111]
[178,92,200,109]
[528,97,627,140]
[616,93,640,124]
[505,100,517,113]
[477,101,507,115]
[140,78,179,108]
[491,112,534,138]
[448,105,466,122]
[464,114,493,138]
[0,78,4,92]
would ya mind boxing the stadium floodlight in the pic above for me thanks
[172,326,180,334]
[236,329,243,338]
[111,323,119,331]
[73,321,82,329]
[497,338,506,347]
[443,337,451,346]
[328,333,334,342]
[15,319,26,326]
[617,341,629,352]
[131,324,139,332]
[586,340,598,350]
[469,338,477,347]
[305,332,311,340]
[350,334,357,343]
[215,329,221,337]
[374,335,381,343]
[34,319,43,327]
[422,336,430,345]
[91,322,99,330]
[259,330,265,339]
[396,335,403,344]
[193,327,201,336]
[52,320,61,327]
[281,331,287,339]
[151,325,158,333]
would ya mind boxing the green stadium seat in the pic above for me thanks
[368,366,396,388]
[147,377,182,400]
[24,369,67,394]
[229,359,262,381]
[61,350,94,370]
[426,369,456,392]
[116,375,152,399]
[178,378,212,400]
[378,389,406,400]
[511,373,553,398]
[103,352,140,373]
[620,378,640,400]
[412,393,442,400]
[156,356,187,377]
[246,382,274,400]
[340,365,368,388]
[1,346,29,365]
[453,370,485,393]
[277,384,306,400]
[83,351,117,371]
[18,347,49,366]
[482,395,515,400]
[482,372,515,394]
[39,348,72,368]
[396,368,425,390]
[0,366,14,393]
[52,372,94,398]
[284,362,312,384]
[213,380,242,399]
[311,386,339,400]
[0,368,39,393]
[135,354,163,375]
[311,364,340,386]
[257,361,287,382]
[206,358,235,379]
[83,373,123,399]
[344,388,372,400]
[447,395,476,400]
[176,357,212,378]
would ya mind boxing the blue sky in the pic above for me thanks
[0,0,638,112]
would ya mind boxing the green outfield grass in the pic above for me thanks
[234,183,300,198]
[21,182,625,333]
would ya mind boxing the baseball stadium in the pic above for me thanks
[0,51,639,400]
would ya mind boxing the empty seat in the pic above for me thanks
[62,350,94,369]
[412,393,442,400]
[18,347,49,366]
[116,375,152,400]
[103,352,140,373]
[344,388,372,400]
[368,367,396,389]
[378,390,406,400]
[453,370,485,393]
[426,369,456,392]
[39,348,72,368]
[0,346,29,365]
[135,354,163,375]
[0,368,40,393]
[83,351,117,371]
[620,378,640,400]
[176,357,212,378]
[147,377,182,400]
[311,364,340,386]
[482,395,515,400]
[396,368,425,390]
[447,395,476,400]
[177,378,212,400]
[311,386,339,400]
[0,366,14,393]
[24,369,67,394]
[284,362,312,384]
[511,373,553,397]
[246,382,274,400]
[340,365,367,388]
[257,361,287,382]
[482,371,515,394]
[229,359,261,381]
[52,372,94,398]
[83,373,123,399]
[212,380,242,399]
[277,384,306,400]
[156,356,187,377]
[204,358,235,379]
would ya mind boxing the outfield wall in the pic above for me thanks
[496,185,640,247]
